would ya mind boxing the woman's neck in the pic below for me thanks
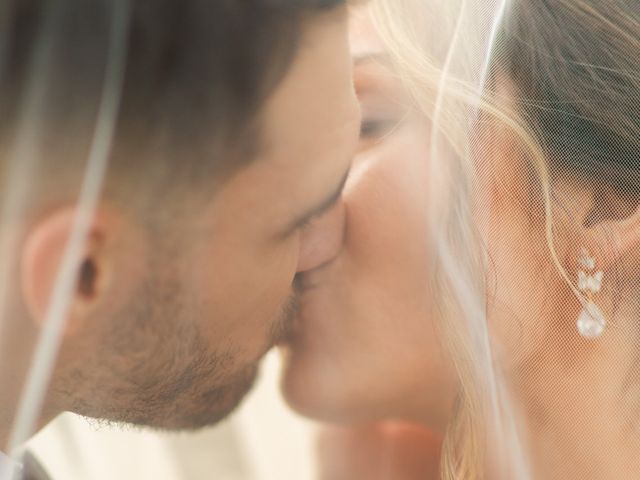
[512,303,640,478]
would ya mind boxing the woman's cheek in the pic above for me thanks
[346,146,428,253]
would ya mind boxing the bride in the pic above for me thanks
[280,0,640,478]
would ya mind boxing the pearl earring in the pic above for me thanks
[576,248,606,339]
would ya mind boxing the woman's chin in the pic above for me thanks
[278,284,408,424]
[279,344,383,425]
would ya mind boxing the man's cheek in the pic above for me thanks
[200,239,299,344]
[253,239,301,314]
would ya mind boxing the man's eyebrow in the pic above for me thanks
[291,170,350,229]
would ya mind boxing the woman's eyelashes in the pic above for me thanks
[354,69,409,147]
[356,93,406,144]
[360,117,399,139]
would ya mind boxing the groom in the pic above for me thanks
[0,0,359,463]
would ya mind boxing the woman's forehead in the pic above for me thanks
[349,7,386,57]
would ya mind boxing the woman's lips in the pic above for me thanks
[283,257,345,347]
[281,280,332,347]
[297,271,324,291]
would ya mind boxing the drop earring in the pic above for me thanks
[576,248,606,339]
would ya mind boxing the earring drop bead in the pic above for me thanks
[577,301,606,339]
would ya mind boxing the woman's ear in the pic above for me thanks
[20,207,121,335]
[585,202,640,271]
[557,176,640,271]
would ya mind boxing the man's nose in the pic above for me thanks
[296,201,346,273]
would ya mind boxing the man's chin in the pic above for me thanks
[93,363,261,432]
[166,364,260,431]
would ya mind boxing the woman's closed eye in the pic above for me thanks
[354,72,409,148]
[360,117,400,139]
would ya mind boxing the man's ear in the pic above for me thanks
[20,207,140,335]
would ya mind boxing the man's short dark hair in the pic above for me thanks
[0,0,346,195]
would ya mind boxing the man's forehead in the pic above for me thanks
[260,10,357,150]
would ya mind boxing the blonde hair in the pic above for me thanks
[371,0,640,477]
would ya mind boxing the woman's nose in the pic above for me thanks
[296,201,346,273]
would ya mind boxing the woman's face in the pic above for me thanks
[281,9,456,429]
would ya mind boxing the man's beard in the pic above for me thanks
[269,287,301,347]
[56,283,301,432]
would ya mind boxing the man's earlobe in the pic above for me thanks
[20,208,110,334]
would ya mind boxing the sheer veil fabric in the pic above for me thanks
[0,1,638,479]
[371,0,640,478]
[0,1,129,477]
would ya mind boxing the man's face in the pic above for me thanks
[53,7,360,430]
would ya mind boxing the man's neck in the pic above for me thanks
[0,446,23,479]
[1,425,10,457]
[0,409,59,458]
